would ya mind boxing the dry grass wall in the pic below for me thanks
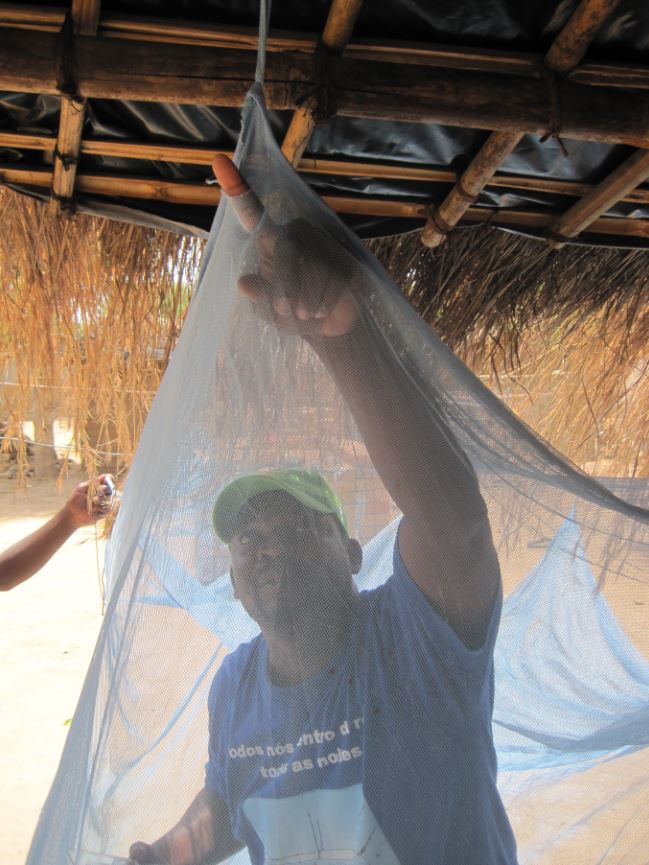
[1,187,647,482]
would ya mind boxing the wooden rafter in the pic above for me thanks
[3,163,649,242]
[544,0,649,246]
[3,28,649,147]
[544,0,621,75]
[50,0,100,208]
[547,150,649,247]
[421,0,624,247]
[2,4,648,90]
[3,3,649,244]
[5,130,649,208]
[281,0,364,166]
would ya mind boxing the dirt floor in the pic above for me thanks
[1,475,648,865]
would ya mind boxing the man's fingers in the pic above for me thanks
[129,841,164,864]
[238,274,320,333]
[239,274,313,321]
[293,274,340,323]
[212,154,264,231]
[238,274,272,305]
[211,154,249,196]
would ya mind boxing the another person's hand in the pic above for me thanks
[62,475,115,529]
[0,474,116,591]
[212,154,360,338]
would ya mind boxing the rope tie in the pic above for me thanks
[545,226,572,247]
[296,41,339,124]
[454,177,478,206]
[51,191,78,212]
[53,146,80,171]
[55,11,83,104]
[537,59,569,157]
[427,206,455,235]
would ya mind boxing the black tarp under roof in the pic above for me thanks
[2,0,649,245]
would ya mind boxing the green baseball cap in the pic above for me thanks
[212,468,348,543]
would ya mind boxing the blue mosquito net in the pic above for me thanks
[27,66,649,865]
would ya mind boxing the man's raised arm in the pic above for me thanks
[309,318,500,648]
[212,155,500,648]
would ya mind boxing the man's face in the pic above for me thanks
[229,491,360,635]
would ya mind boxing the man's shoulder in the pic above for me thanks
[354,532,414,621]
[353,579,399,650]
[208,635,264,707]
[220,634,264,679]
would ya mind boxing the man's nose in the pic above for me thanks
[255,533,283,562]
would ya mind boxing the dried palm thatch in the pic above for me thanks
[1,186,647,490]
[369,226,649,476]
[0,186,203,484]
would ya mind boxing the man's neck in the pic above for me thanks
[264,599,359,686]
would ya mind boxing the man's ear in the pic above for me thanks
[229,566,240,600]
[347,538,363,575]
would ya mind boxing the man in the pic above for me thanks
[129,157,517,864]
[0,476,114,591]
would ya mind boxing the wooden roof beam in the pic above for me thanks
[281,0,364,167]
[7,129,649,208]
[543,3,649,246]
[0,3,63,28]
[3,163,649,241]
[50,0,101,209]
[4,28,649,148]
[547,149,649,247]
[421,0,624,248]
[3,5,649,89]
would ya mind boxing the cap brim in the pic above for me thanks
[212,474,342,543]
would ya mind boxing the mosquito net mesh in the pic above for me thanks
[27,78,649,865]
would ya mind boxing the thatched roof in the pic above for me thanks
[2,1,649,246]
[369,226,649,475]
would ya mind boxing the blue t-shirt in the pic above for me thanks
[206,539,518,865]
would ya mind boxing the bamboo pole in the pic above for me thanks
[421,131,522,246]
[0,5,543,75]
[5,129,649,206]
[3,4,649,89]
[421,0,624,247]
[281,0,364,166]
[3,163,649,240]
[547,149,649,247]
[0,131,56,151]
[544,0,622,75]
[543,3,649,245]
[50,0,101,208]
[0,3,63,26]
[2,28,649,146]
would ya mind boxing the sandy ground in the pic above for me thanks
[0,475,106,865]
[1,476,648,865]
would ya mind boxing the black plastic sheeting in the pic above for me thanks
[2,0,649,244]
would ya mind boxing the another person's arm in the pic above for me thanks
[0,476,113,591]
[129,787,243,865]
